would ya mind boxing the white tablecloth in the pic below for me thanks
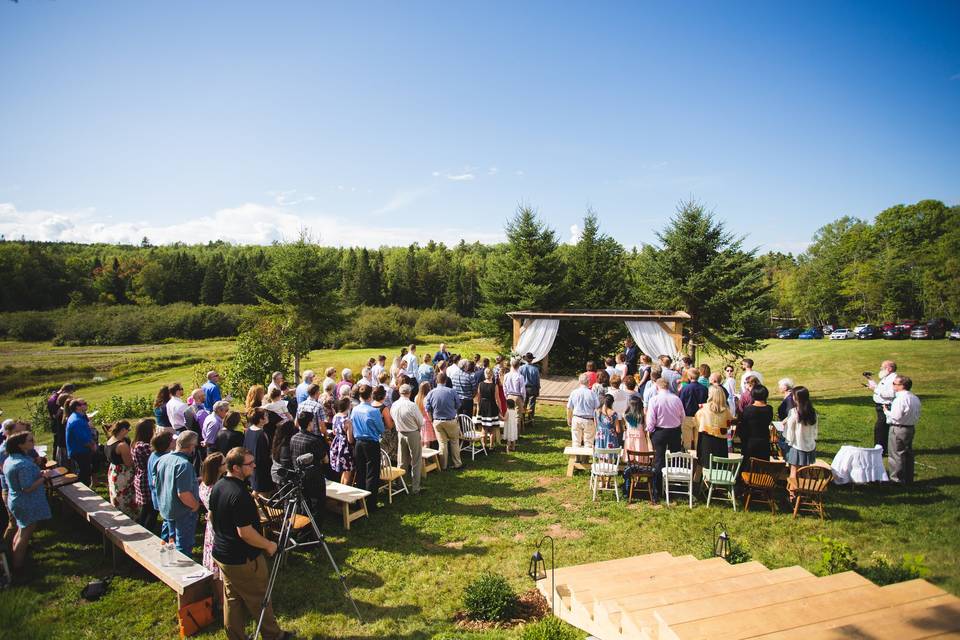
[830,445,889,484]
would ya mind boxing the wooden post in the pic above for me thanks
[541,354,549,376]
[512,317,522,351]
[673,320,685,355]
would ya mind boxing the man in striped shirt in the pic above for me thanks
[451,362,478,416]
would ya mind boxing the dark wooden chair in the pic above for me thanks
[624,450,656,503]
[741,457,780,513]
[254,494,312,541]
[791,465,833,519]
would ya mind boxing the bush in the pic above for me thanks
[814,536,857,575]
[341,306,415,348]
[462,572,518,622]
[414,308,465,336]
[23,393,53,432]
[227,324,289,398]
[858,553,929,586]
[95,395,154,425]
[725,540,752,565]
[0,312,56,341]
[520,616,583,640]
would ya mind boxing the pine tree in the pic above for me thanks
[478,205,568,349]
[632,199,771,358]
[200,257,224,306]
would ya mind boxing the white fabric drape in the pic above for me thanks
[514,319,560,363]
[831,445,889,484]
[624,320,680,359]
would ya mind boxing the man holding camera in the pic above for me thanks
[210,447,292,640]
[865,360,897,455]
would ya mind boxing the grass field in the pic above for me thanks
[0,337,958,639]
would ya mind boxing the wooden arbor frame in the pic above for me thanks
[506,309,690,375]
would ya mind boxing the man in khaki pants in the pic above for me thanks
[209,447,292,640]
[567,374,599,446]
[424,373,462,469]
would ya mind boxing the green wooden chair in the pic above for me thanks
[703,455,742,511]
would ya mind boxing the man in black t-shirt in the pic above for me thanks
[210,447,290,640]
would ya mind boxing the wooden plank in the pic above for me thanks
[553,552,683,583]
[655,571,874,640]
[753,595,960,640]
[568,556,702,616]
[664,578,946,640]
[618,566,815,639]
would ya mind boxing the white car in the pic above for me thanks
[831,329,856,340]
[853,324,869,335]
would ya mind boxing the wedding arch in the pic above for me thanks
[507,309,690,375]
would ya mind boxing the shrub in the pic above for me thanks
[342,306,415,347]
[227,324,289,397]
[0,312,56,341]
[95,395,154,425]
[858,553,929,586]
[725,541,752,565]
[414,308,465,337]
[520,616,583,640]
[23,393,54,432]
[814,536,857,575]
[462,572,518,622]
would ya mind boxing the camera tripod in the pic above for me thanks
[252,473,363,640]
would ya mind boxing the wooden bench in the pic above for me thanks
[324,480,371,530]
[422,447,441,475]
[564,446,594,476]
[55,482,212,610]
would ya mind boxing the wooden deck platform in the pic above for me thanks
[537,552,960,639]
[538,375,579,405]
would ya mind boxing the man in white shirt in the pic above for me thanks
[866,360,897,455]
[404,344,419,373]
[659,356,680,393]
[739,358,763,392]
[371,356,386,383]
[390,384,424,493]
[267,371,284,396]
[884,375,920,484]
[165,383,189,433]
[566,374,599,447]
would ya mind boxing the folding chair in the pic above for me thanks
[742,457,780,513]
[703,455,741,510]
[457,414,487,460]
[590,447,623,502]
[792,465,832,519]
[379,448,408,504]
[663,451,696,508]
[624,449,655,503]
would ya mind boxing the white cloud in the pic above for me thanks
[372,188,430,215]
[567,223,581,244]
[487,167,499,176]
[432,167,477,181]
[0,201,505,248]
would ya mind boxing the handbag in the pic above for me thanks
[178,596,214,637]
[80,576,111,600]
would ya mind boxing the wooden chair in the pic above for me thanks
[624,449,655,503]
[254,494,312,542]
[379,448,408,504]
[703,455,741,511]
[458,414,487,460]
[792,465,833,519]
[663,451,697,508]
[590,447,622,501]
[741,457,780,513]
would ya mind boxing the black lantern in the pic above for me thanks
[527,535,555,614]
[713,522,731,561]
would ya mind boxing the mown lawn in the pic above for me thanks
[0,337,957,639]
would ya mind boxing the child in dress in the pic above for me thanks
[503,398,519,452]
[329,397,355,486]
[198,452,225,607]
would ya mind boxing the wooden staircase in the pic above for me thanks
[537,552,960,639]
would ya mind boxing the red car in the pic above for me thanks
[881,321,897,331]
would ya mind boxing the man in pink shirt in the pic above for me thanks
[645,378,685,503]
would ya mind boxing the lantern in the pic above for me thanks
[713,522,731,560]
[527,535,556,614]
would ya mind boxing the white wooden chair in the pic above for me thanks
[590,447,622,502]
[458,414,487,460]
[663,451,697,508]
[379,449,408,504]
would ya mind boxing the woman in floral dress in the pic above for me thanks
[594,394,622,449]
[416,381,437,448]
[131,419,157,531]
[105,421,137,518]
[198,452,225,605]
[329,397,355,485]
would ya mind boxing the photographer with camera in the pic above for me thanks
[864,360,897,455]
[210,447,292,640]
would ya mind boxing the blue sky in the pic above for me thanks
[1,1,958,252]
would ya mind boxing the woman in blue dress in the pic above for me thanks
[3,431,52,572]
[594,394,622,449]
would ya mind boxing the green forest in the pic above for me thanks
[1,198,957,358]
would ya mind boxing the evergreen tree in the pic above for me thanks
[199,256,224,306]
[632,199,771,358]
[478,205,568,350]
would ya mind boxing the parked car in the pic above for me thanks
[898,319,919,331]
[798,327,824,339]
[777,328,802,339]
[925,318,952,339]
[857,325,880,339]
[949,327,960,340]
[822,324,835,335]
[830,328,856,340]
[853,324,869,335]
[910,325,930,339]
[883,326,908,340]
[881,321,897,331]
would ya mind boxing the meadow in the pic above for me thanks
[0,337,958,639]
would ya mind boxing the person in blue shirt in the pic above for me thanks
[349,384,385,513]
[424,373,462,469]
[416,356,436,389]
[201,371,222,412]
[295,370,315,404]
[519,353,542,424]
[432,344,451,364]
[154,431,201,556]
[451,362,479,416]
[3,431,52,572]
[146,430,174,538]
[65,398,97,486]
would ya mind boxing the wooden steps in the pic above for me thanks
[540,553,960,640]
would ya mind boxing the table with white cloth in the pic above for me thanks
[830,444,889,484]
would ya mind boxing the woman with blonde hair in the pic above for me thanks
[695,385,735,469]
[244,384,265,414]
